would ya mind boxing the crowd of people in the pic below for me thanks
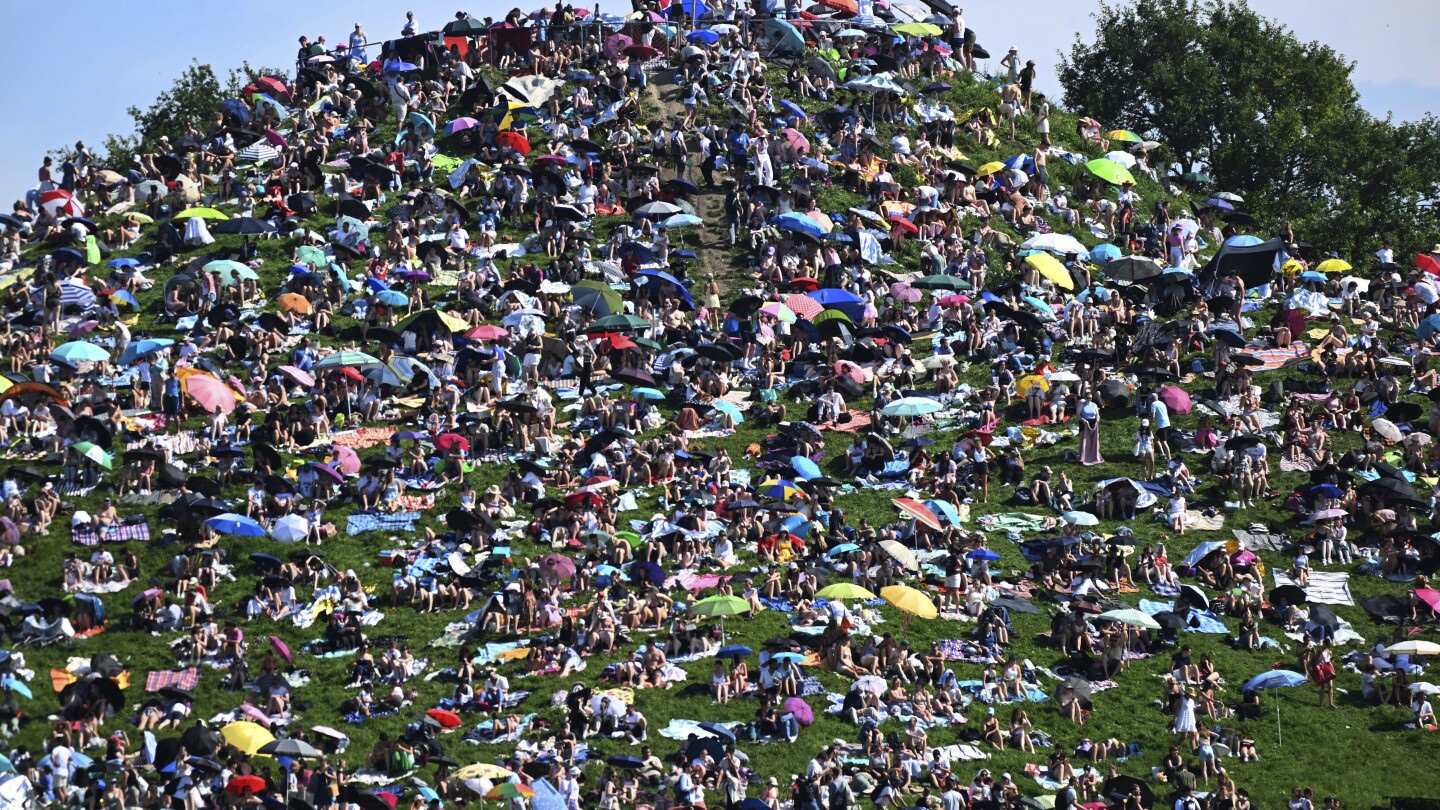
[0,1,1436,809]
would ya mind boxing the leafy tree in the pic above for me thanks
[1057,0,1440,259]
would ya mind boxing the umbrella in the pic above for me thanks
[221,721,275,756]
[892,497,942,531]
[1386,641,1440,656]
[1061,511,1099,526]
[206,513,267,537]
[880,585,937,620]
[691,595,751,643]
[270,514,310,543]
[1086,158,1136,186]
[1025,252,1075,290]
[226,775,267,796]
[815,583,876,600]
[1098,609,1161,629]
[71,442,113,469]
[1157,385,1192,415]
[1242,669,1307,744]
[257,738,321,759]
[880,397,942,417]
[783,696,814,726]
[879,539,919,571]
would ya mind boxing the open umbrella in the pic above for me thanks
[1242,669,1307,744]
[891,498,942,531]
[880,585,938,620]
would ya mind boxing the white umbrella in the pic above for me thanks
[1045,371,1081,382]
[1021,233,1088,255]
[270,514,309,543]
[1311,508,1347,520]
[1338,275,1370,293]
[1371,419,1402,442]
[237,142,281,163]
[1386,641,1440,656]
[878,539,919,572]
[1213,191,1245,202]
[1062,511,1099,526]
[852,675,887,694]
[1102,150,1137,168]
[1098,609,1161,630]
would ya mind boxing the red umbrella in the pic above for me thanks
[892,498,942,531]
[226,775,266,796]
[540,554,577,579]
[426,708,462,728]
[254,76,291,102]
[332,445,361,475]
[565,491,604,509]
[436,433,470,453]
[373,793,399,809]
[338,367,365,383]
[788,277,821,292]
[1158,384,1192,415]
[623,44,663,60]
[465,325,509,341]
[784,293,824,318]
[495,131,531,154]
[889,215,918,235]
[816,0,858,11]
[962,430,993,447]
[606,334,638,350]
[269,636,292,664]
[783,696,814,726]
[1419,254,1440,277]
[582,475,617,489]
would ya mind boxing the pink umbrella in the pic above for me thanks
[306,462,343,483]
[603,33,634,58]
[804,209,834,233]
[1416,589,1440,613]
[938,294,970,306]
[1157,384,1192,415]
[781,127,810,155]
[834,360,866,383]
[892,498,943,531]
[784,293,825,320]
[269,636,292,664]
[0,517,17,546]
[185,375,237,414]
[466,325,509,341]
[131,587,163,607]
[240,703,271,727]
[540,554,577,579]
[278,365,315,388]
[332,445,361,475]
[783,696,814,726]
[888,282,922,303]
[69,320,100,338]
[264,128,288,148]
[535,154,568,166]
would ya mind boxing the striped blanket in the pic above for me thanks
[1274,570,1354,606]
[145,667,200,692]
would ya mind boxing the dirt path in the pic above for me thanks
[641,78,749,298]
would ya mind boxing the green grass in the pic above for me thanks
[7,56,1437,810]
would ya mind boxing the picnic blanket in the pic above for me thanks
[72,517,152,546]
[1183,511,1225,531]
[1280,456,1318,473]
[977,513,1052,533]
[1137,600,1230,634]
[144,667,200,692]
[1234,528,1289,553]
[819,411,873,433]
[330,427,397,450]
[346,511,421,536]
[1274,570,1354,606]
[57,483,97,498]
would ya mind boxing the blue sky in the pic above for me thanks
[0,0,1435,203]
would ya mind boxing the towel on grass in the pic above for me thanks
[72,517,151,546]
[145,667,200,692]
[1274,570,1354,606]
[1138,600,1230,634]
[347,511,421,536]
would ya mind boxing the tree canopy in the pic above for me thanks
[1058,0,1440,259]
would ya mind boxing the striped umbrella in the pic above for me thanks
[236,142,281,163]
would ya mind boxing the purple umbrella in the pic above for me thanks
[630,560,665,586]
[306,462,343,483]
[783,696,814,726]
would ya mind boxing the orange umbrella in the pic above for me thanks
[277,293,312,315]
[0,381,69,409]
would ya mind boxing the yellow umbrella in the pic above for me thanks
[1316,258,1351,274]
[221,721,275,755]
[816,583,876,600]
[1024,253,1075,290]
[454,763,515,780]
[1016,374,1049,394]
[975,161,1005,177]
[1281,258,1305,277]
[173,207,230,221]
[880,585,938,619]
[435,310,471,333]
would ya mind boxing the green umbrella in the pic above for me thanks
[72,441,113,469]
[572,281,622,316]
[52,341,111,363]
[585,314,654,332]
[880,397,943,417]
[1086,158,1136,186]
[911,274,972,291]
[204,260,259,286]
[690,595,752,644]
[294,245,327,267]
[633,336,665,352]
[1181,171,1214,185]
[810,309,852,325]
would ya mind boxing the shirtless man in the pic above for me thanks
[998,83,1021,140]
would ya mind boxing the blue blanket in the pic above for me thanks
[1138,599,1229,634]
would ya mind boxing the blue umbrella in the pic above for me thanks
[383,61,419,73]
[1308,483,1343,499]
[1420,314,1440,341]
[1299,271,1326,283]
[1225,234,1262,247]
[375,290,410,307]
[629,560,665,586]
[631,387,668,400]
[118,338,175,366]
[771,651,805,664]
[1088,243,1122,263]
[781,514,809,538]
[1243,669,1307,744]
[791,455,822,480]
[770,212,826,237]
[780,99,807,119]
[711,400,744,423]
[205,513,266,537]
[967,549,1001,562]
[826,543,860,557]
[670,0,711,18]
[925,499,961,526]
[717,645,753,659]
[366,277,391,292]
[759,18,804,53]
[107,257,140,268]
[1184,541,1226,567]
[686,29,719,44]
[807,288,863,307]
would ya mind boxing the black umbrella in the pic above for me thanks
[612,367,655,387]
[1269,584,1308,606]
[1103,256,1163,282]
[1310,604,1340,631]
[1210,328,1247,348]
[252,443,282,471]
[1153,611,1187,631]
[263,474,295,495]
[1178,584,1210,612]
[1103,774,1153,808]
[160,686,193,703]
[1387,402,1422,423]
[123,448,163,464]
[1225,434,1264,451]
